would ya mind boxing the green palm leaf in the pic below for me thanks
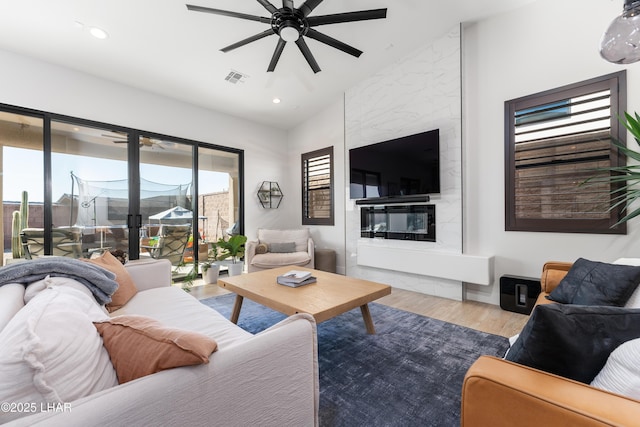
[581,111,640,227]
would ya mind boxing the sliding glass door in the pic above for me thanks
[138,136,193,278]
[0,111,44,263]
[50,122,130,258]
[197,146,241,271]
[0,104,243,276]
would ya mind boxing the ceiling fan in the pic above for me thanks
[186,0,387,73]
[102,133,168,149]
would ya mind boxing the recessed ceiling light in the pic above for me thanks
[272,98,281,104]
[89,27,109,40]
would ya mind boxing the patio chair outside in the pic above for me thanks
[142,223,191,266]
[21,227,83,259]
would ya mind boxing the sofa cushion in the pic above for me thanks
[24,275,103,305]
[0,286,116,423]
[505,303,640,384]
[547,258,640,306]
[0,283,24,333]
[84,251,138,312]
[255,243,268,254]
[110,286,252,349]
[591,337,640,399]
[269,242,296,253]
[258,228,310,253]
[251,252,312,269]
[94,314,218,384]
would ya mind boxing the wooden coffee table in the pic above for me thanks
[217,266,391,334]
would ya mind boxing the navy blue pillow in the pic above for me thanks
[505,304,640,383]
[547,258,640,306]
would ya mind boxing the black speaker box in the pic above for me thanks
[499,275,541,315]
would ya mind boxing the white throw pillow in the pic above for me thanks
[503,333,520,359]
[0,283,24,333]
[24,275,103,306]
[591,338,640,399]
[0,286,116,423]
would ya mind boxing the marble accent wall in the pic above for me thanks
[344,25,463,300]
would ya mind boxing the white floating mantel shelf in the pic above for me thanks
[356,242,494,286]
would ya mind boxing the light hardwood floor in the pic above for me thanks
[186,278,530,338]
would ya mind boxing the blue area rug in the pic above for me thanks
[201,294,509,427]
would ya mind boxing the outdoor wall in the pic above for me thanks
[198,191,230,242]
[2,202,75,252]
[463,0,640,304]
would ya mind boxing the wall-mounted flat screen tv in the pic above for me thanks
[349,129,440,200]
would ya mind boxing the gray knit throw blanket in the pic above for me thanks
[0,257,118,305]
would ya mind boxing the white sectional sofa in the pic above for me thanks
[0,258,319,426]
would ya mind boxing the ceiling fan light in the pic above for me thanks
[600,0,640,63]
[280,26,299,42]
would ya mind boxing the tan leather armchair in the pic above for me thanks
[536,260,572,304]
[461,261,640,426]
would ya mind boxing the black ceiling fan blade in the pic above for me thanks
[298,0,324,17]
[267,38,287,72]
[305,28,362,57]
[295,37,321,73]
[220,29,275,52]
[186,4,271,24]
[256,0,278,14]
[282,0,294,11]
[307,9,387,26]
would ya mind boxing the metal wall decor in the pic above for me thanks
[257,181,283,208]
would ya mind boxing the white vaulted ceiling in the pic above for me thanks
[0,0,535,129]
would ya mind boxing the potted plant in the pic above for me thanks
[584,111,640,226]
[201,241,221,284]
[218,234,247,276]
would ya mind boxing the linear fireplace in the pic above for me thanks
[360,205,435,242]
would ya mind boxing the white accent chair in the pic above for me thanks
[245,229,315,273]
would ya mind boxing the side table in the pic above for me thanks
[314,248,336,273]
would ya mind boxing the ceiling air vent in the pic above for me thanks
[224,70,248,84]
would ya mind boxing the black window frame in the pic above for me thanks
[0,102,245,260]
[302,146,334,226]
[505,71,627,234]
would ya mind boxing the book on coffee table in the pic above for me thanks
[277,274,317,288]
[279,270,312,282]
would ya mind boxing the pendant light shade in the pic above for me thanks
[601,0,640,64]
